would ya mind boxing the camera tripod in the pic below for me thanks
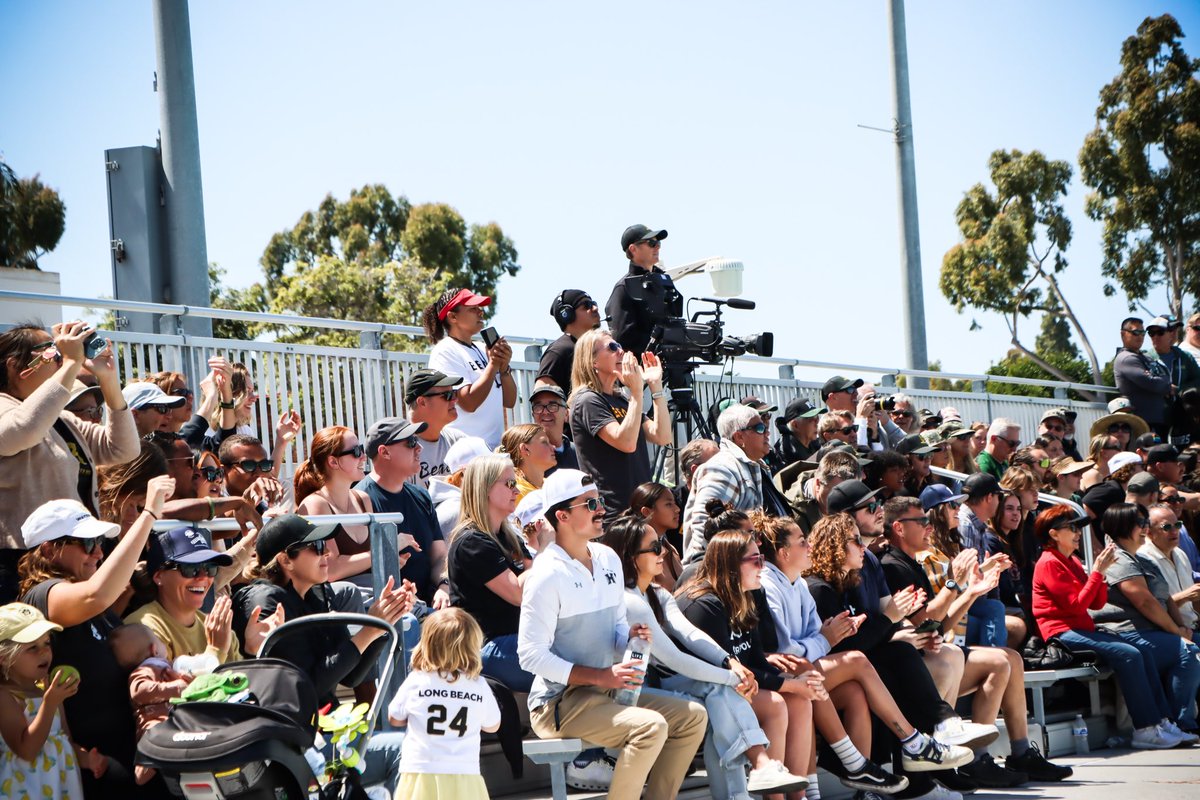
[652,362,716,486]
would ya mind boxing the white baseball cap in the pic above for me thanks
[515,490,546,527]
[444,436,492,473]
[122,382,185,411]
[1107,451,1143,474]
[22,499,120,548]
[541,469,597,509]
[1108,396,1134,414]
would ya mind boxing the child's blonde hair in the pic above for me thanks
[409,607,483,682]
[0,639,27,682]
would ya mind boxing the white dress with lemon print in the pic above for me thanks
[0,695,84,800]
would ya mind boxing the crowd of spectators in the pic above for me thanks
[4,242,1200,800]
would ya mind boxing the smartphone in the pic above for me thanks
[913,618,941,634]
[83,330,108,359]
[480,327,500,350]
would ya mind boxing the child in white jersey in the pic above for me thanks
[387,607,500,799]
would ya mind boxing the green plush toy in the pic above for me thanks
[172,672,250,704]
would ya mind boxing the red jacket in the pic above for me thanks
[1032,546,1107,640]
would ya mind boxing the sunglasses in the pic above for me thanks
[501,478,519,491]
[742,553,765,567]
[1137,518,1150,528]
[1165,495,1185,505]
[641,240,661,248]
[198,465,226,482]
[741,422,768,435]
[999,437,1021,449]
[1038,458,1052,468]
[286,539,327,558]
[532,402,564,415]
[1043,424,1065,433]
[1155,522,1183,532]
[577,299,599,310]
[604,341,624,353]
[947,501,961,510]
[1124,328,1146,336]
[25,341,63,370]
[898,516,931,526]
[1108,424,1132,434]
[1148,329,1169,337]
[171,388,194,399]
[566,497,603,512]
[61,536,100,554]
[337,444,366,458]
[227,459,273,473]
[1191,325,1200,332]
[891,410,913,418]
[912,452,931,461]
[383,437,421,451]
[1101,443,1121,451]
[167,562,220,579]
[637,538,665,556]
[423,390,456,402]
[1053,523,1082,533]
[838,425,859,435]
[141,403,172,415]
[68,404,103,420]
[857,500,883,514]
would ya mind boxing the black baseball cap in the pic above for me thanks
[962,472,1002,500]
[1134,432,1163,450]
[620,224,667,252]
[783,397,824,422]
[365,417,428,458]
[404,369,463,405]
[896,434,937,456]
[256,514,340,564]
[821,375,863,401]
[827,480,881,515]
[1146,443,1186,465]
[530,384,566,404]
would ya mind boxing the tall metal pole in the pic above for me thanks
[888,0,928,384]
[153,0,211,336]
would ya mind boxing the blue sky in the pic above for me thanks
[3,1,1198,382]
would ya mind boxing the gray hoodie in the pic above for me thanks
[1113,347,1171,425]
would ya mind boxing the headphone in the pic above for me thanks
[553,292,578,327]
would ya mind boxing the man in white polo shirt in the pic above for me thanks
[518,470,707,800]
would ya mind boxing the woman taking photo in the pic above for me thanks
[627,483,685,590]
[1031,504,1187,749]
[19,476,175,798]
[500,424,557,501]
[423,288,516,448]
[676,529,824,800]
[447,454,534,692]
[295,426,377,593]
[600,516,809,800]
[568,328,671,515]
[0,322,138,602]
[1091,504,1200,736]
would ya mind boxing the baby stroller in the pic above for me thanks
[138,612,398,799]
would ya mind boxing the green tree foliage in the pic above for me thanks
[1079,14,1200,322]
[241,184,519,348]
[940,149,1101,388]
[0,160,66,270]
[1034,293,1080,360]
[985,349,1096,399]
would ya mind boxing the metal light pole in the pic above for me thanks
[888,0,929,385]
[152,0,212,336]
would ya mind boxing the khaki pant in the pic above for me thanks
[531,686,708,800]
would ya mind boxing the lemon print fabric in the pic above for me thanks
[0,696,84,800]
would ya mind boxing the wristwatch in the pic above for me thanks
[945,579,963,594]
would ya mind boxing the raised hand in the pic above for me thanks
[204,596,234,652]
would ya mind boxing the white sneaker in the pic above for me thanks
[1161,720,1199,745]
[933,717,999,750]
[912,784,964,800]
[747,760,809,795]
[566,755,616,791]
[901,735,974,772]
[1132,724,1182,750]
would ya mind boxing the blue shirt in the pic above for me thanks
[1178,524,1200,583]
[855,548,890,614]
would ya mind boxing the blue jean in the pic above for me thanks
[1116,629,1200,727]
[966,597,1008,647]
[305,730,405,794]
[481,633,535,693]
[1058,628,1171,728]
[658,676,768,800]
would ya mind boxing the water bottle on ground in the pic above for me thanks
[614,636,650,706]
[1072,714,1089,754]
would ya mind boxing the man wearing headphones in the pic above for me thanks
[537,289,602,391]
[606,224,682,356]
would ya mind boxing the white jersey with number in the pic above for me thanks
[387,669,501,775]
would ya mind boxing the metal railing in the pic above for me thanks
[3,289,1113,476]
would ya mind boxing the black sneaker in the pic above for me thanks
[842,760,910,794]
[1006,742,1073,782]
[957,754,1028,788]
[929,769,979,795]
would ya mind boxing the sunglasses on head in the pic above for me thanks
[337,443,366,458]
[636,538,665,556]
[566,497,603,512]
[167,562,220,579]
[61,536,100,554]
[198,465,225,482]
[228,459,273,473]
[741,422,768,435]
[286,539,328,558]
[423,390,456,402]
[604,341,624,353]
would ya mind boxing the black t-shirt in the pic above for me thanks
[676,590,784,692]
[356,476,444,604]
[537,333,577,392]
[1081,480,1124,521]
[23,579,137,763]
[546,438,579,476]
[880,545,935,616]
[447,527,530,641]
[570,388,651,513]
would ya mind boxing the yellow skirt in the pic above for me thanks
[396,772,490,800]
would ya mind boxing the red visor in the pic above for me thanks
[437,289,492,320]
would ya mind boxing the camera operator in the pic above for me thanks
[537,290,601,391]
[605,225,681,356]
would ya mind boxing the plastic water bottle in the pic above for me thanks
[1072,714,1089,754]
[614,636,650,706]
